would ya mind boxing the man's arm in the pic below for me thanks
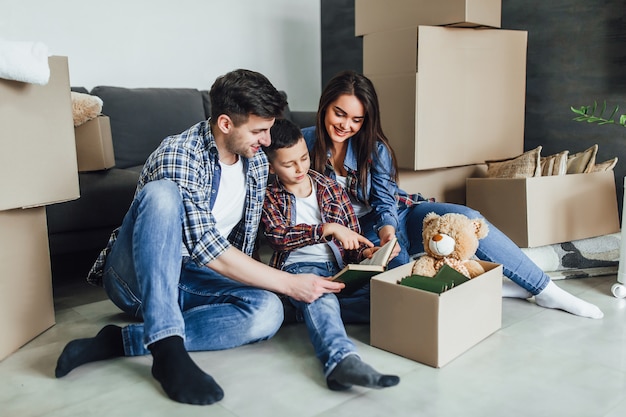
[206,246,344,303]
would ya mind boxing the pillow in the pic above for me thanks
[541,150,569,176]
[486,146,542,179]
[540,155,554,176]
[567,144,598,174]
[71,91,103,127]
[591,157,618,172]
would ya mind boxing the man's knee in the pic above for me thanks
[138,180,182,216]
[249,291,284,340]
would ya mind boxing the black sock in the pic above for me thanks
[326,355,400,391]
[148,336,224,405]
[55,324,124,378]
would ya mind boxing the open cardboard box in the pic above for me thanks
[0,56,79,210]
[370,261,502,368]
[466,171,620,248]
[75,115,115,172]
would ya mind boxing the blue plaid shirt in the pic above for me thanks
[87,120,269,286]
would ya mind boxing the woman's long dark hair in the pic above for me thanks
[311,70,399,202]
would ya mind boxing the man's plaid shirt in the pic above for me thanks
[87,120,269,286]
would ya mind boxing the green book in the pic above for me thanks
[399,264,470,293]
[332,237,398,294]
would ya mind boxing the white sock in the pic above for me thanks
[501,279,533,299]
[534,281,604,319]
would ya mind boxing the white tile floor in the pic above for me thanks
[3,274,626,417]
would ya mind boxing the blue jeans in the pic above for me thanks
[102,180,283,356]
[359,202,550,295]
[283,261,367,376]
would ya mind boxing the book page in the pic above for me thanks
[359,237,397,266]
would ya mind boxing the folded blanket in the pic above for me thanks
[0,39,50,85]
[521,232,620,274]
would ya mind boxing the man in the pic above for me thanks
[55,69,344,406]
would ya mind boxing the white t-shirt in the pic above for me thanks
[212,157,246,238]
[335,174,372,218]
[284,178,334,266]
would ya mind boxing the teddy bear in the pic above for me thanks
[71,91,103,127]
[411,212,489,279]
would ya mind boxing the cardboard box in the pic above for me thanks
[466,171,621,248]
[399,164,487,204]
[355,0,501,35]
[366,26,527,170]
[0,56,79,211]
[75,115,115,172]
[0,207,55,361]
[371,261,502,368]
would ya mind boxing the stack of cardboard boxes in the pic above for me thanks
[359,0,620,367]
[0,56,80,361]
[358,0,526,204]
[357,0,521,368]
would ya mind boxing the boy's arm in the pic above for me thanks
[262,192,327,251]
[207,246,344,303]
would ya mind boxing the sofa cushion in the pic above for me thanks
[90,86,207,169]
[46,168,140,235]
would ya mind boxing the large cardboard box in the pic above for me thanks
[0,55,80,211]
[0,207,55,361]
[75,115,115,172]
[355,0,501,36]
[371,261,502,368]
[466,171,621,248]
[366,26,527,171]
[399,164,487,204]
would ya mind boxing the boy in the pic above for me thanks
[261,118,400,391]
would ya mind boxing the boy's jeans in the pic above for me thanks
[102,180,283,356]
[283,261,369,376]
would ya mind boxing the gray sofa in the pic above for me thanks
[46,86,315,274]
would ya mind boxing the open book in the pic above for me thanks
[332,237,398,293]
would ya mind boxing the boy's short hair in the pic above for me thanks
[264,118,304,162]
[209,69,287,126]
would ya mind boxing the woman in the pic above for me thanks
[302,70,603,319]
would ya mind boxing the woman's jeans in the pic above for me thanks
[359,202,550,295]
[102,180,283,356]
[283,261,368,376]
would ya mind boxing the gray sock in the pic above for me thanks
[326,355,400,391]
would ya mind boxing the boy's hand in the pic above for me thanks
[323,223,374,250]
[288,274,345,303]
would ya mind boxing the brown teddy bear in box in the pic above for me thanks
[411,212,489,279]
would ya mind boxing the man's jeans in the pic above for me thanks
[283,261,369,377]
[102,180,283,356]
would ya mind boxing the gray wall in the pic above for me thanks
[321,0,626,215]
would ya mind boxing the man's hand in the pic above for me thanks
[323,223,374,250]
[286,274,345,303]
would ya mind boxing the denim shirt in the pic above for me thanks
[302,126,432,235]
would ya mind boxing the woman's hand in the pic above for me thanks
[378,225,401,261]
